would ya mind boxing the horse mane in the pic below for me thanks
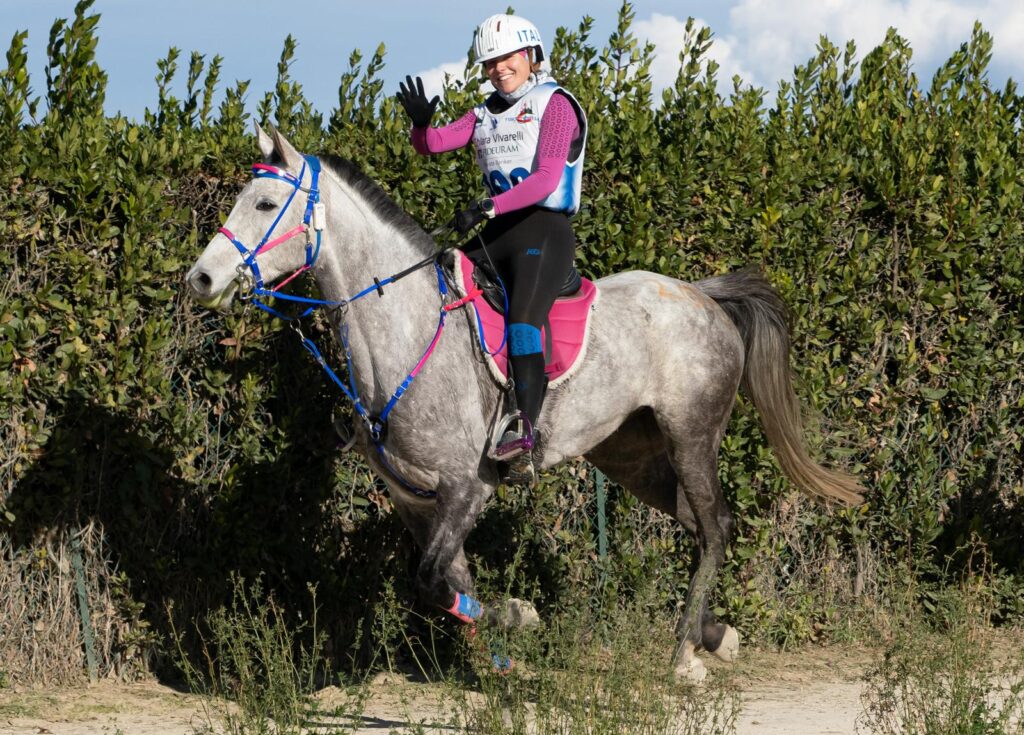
[319,154,437,251]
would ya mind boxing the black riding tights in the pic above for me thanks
[462,206,576,430]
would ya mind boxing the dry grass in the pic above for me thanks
[0,522,143,685]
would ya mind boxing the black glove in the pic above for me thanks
[395,75,439,128]
[454,199,494,234]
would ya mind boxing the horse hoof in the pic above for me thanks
[485,598,541,629]
[674,656,707,684]
[710,625,740,663]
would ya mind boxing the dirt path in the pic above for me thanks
[0,645,871,735]
[727,646,868,735]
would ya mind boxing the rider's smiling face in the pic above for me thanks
[484,49,532,95]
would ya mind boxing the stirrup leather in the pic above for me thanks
[488,411,534,461]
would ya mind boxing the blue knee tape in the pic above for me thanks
[508,323,542,356]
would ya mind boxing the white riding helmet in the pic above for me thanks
[473,14,545,65]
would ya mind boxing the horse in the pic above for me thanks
[185,125,863,682]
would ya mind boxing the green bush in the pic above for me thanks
[1,1,1021,683]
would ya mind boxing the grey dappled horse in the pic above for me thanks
[185,127,863,682]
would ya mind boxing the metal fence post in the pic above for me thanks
[595,468,608,560]
[71,529,98,683]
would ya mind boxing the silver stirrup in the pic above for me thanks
[487,411,534,461]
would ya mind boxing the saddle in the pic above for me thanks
[448,251,599,388]
[472,258,582,313]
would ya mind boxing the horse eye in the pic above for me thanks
[256,200,277,212]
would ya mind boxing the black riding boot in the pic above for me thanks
[502,352,545,487]
[510,352,545,427]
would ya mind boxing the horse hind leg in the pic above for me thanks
[702,607,740,663]
[585,409,738,678]
[598,450,738,681]
[666,436,738,683]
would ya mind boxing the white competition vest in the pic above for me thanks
[472,81,587,215]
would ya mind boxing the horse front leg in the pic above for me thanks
[368,456,486,619]
[379,460,539,633]
[385,490,476,595]
[414,475,493,624]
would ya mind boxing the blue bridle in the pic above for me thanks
[217,154,474,499]
[218,156,330,320]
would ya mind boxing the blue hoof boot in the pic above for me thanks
[490,648,514,674]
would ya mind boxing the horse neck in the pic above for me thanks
[313,170,444,403]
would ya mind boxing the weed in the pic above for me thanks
[445,590,740,734]
[858,585,1024,735]
[0,702,34,717]
[171,575,345,735]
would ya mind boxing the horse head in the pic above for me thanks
[185,125,322,312]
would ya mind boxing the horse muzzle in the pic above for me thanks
[185,266,241,312]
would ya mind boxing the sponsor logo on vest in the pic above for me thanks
[490,130,524,144]
[516,102,535,123]
[478,129,525,156]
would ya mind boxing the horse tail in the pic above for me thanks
[695,268,864,506]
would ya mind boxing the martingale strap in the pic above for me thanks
[295,263,459,499]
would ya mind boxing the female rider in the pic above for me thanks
[395,13,587,487]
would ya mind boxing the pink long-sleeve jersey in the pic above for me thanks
[410,92,580,217]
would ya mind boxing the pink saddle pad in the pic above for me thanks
[455,252,598,385]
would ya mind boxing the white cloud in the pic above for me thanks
[978,0,1024,66]
[728,0,1022,87]
[634,13,757,97]
[412,58,473,100]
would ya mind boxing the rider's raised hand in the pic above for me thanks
[396,75,440,129]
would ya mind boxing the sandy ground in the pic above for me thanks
[724,646,868,735]
[0,645,871,735]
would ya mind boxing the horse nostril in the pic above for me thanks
[188,270,214,296]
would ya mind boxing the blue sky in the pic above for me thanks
[3,1,1021,119]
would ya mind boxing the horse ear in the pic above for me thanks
[270,128,303,171]
[255,122,276,162]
